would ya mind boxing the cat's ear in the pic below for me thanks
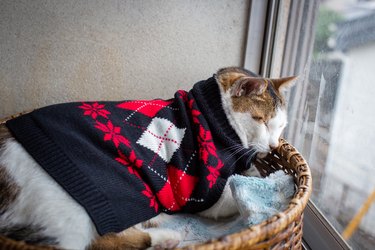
[270,76,298,93]
[230,77,267,97]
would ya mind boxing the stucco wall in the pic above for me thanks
[0,0,249,118]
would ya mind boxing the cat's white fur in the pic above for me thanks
[199,81,288,219]
[0,138,97,249]
[0,79,288,249]
[0,138,182,249]
[216,80,287,152]
[198,178,238,219]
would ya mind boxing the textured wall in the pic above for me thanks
[0,0,249,117]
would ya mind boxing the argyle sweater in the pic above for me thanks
[6,76,253,235]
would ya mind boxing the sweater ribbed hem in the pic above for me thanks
[6,115,121,235]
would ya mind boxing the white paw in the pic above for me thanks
[146,228,182,249]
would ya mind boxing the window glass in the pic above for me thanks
[285,0,375,249]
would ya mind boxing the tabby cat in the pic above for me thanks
[0,67,296,249]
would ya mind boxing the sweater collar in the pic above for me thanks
[190,77,254,169]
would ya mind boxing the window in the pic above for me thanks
[249,0,375,249]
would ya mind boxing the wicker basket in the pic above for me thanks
[0,113,312,250]
[179,139,312,250]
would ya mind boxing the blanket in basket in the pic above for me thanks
[6,76,254,235]
[157,171,295,247]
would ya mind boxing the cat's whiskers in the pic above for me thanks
[227,147,257,169]
[247,142,269,153]
[221,142,262,169]
[221,145,248,162]
[221,144,244,152]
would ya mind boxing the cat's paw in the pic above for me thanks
[152,239,180,250]
[147,228,182,249]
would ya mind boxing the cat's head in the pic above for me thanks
[215,67,297,155]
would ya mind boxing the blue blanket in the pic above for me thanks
[158,170,295,247]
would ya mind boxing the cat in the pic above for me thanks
[0,67,296,250]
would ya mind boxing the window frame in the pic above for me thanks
[244,1,352,249]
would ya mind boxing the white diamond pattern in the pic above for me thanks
[137,117,186,162]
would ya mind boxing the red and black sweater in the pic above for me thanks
[6,76,253,235]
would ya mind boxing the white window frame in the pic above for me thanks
[244,1,351,249]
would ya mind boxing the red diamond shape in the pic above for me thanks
[117,100,173,118]
[157,182,181,212]
[156,165,198,211]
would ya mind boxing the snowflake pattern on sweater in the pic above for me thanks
[6,77,253,235]
[78,91,223,213]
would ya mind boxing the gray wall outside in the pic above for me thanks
[0,0,250,118]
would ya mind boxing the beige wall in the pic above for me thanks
[0,0,249,118]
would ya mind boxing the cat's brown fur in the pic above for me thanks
[216,67,296,123]
[216,67,251,92]
[87,218,181,249]
[230,79,282,122]
[88,228,151,250]
[0,165,20,214]
[0,123,12,145]
[0,124,20,214]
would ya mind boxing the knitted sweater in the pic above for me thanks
[6,77,252,235]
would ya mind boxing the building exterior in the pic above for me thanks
[310,4,375,248]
